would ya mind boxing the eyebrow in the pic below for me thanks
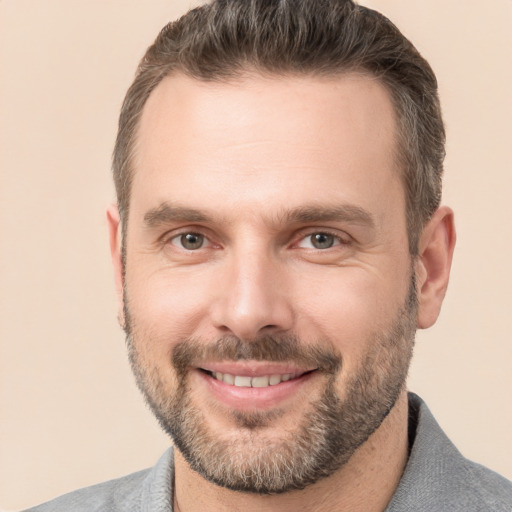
[281,205,375,228]
[144,203,209,227]
[143,202,375,229]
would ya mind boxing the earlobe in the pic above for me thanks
[106,204,125,328]
[415,206,456,329]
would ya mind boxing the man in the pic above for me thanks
[25,0,512,511]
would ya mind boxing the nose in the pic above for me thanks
[210,247,294,341]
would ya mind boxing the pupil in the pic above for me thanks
[182,233,203,249]
[312,233,334,249]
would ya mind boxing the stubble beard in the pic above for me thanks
[124,278,417,495]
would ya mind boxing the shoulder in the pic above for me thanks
[22,449,175,512]
[387,394,512,512]
[22,469,150,512]
[460,460,512,511]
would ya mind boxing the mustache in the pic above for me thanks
[172,335,341,375]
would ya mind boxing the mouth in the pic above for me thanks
[194,363,318,410]
[201,369,311,388]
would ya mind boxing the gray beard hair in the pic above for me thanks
[125,277,417,495]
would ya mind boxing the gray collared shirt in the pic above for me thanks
[25,394,512,511]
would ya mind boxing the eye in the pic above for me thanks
[170,232,207,250]
[297,232,341,250]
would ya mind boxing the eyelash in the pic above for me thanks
[296,230,350,250]
[166,231,212,251]
[164,229,350,252]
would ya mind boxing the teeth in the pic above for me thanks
[234,376,252,387]
[251,376,269,388]
[269,374,282,386]
[223,373,235,385]
[210,371,298,387]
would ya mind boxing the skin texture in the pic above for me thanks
[107,73,455,512]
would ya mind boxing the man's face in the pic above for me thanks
[120,73,417,493]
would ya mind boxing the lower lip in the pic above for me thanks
[195,370,316,410]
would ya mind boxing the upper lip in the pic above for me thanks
[197,361,316,377]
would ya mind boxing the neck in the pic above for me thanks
[173,390,410,512]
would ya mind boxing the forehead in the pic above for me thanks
[131,72,401,224]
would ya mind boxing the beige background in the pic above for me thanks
[1,0,511,510]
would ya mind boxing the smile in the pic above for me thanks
[207,371,305,388]
[196,365,318,410]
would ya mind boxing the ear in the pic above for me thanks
[106,204,125,328]
[415,206,456,329]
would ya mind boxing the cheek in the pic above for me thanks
[126,265,216,348]
[294,266,410,363]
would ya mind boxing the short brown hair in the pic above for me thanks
[113,0,445,253]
